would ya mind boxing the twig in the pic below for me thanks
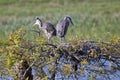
[22,59,37,80]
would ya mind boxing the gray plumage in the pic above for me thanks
[56,16,73,43]
[34,17,56,43]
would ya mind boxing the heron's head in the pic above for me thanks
[64,16,74,25]
[33,17,42,26]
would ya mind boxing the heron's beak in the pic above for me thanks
[68,17,74,25]
[33,23,36,26]
[70,20,74,25]
[33,22,37,26]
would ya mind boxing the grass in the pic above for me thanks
[0,0,120,42]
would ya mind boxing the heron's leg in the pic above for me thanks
[48,39,50,43]
[60,38,62,43]
[48,36,52,44]
[38,31,41,37]
[47,38,49,43]
[48,38,51,44]
[49,38,51,44]
[63,37,67,43]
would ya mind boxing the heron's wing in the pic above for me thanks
[56,20,69,37]
[62,21,69,35]
[44,22,56,35]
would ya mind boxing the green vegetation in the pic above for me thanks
[0,27,120,80]
[0,0,120,42]
[0,0,120,79]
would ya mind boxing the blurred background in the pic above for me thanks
[0,0,120,41]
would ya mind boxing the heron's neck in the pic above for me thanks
[38,21,43,29]
[64,17,67,20]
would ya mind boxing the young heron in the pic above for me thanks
[34,17,56,43]
[56,16,73,43]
